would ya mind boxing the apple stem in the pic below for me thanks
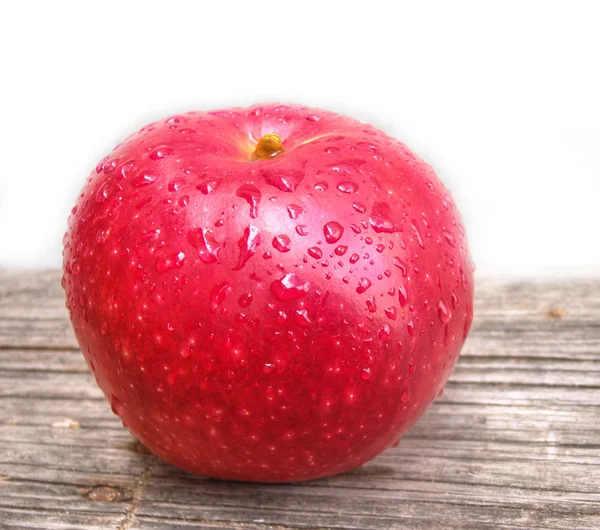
[251,133,284,161]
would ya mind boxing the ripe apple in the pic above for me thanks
[62,103,474,482]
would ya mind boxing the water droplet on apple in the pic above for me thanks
[295,309,312,327]
[131,173,158,188]
[236,183,262,219]
[334,245,348,256]
[323,221,344,244]
[407,320,415,336]
[349,253,359,264]
[314,181,329,192]
[287,203,303,219]
[270,273,309,301]
[150,146,174,160]
[262,168,303,192]
[370,202,401,234]
[196,179,220,194]
[393,257,408,277]
[438,300,452,323]
[307,247,323,259]
[384,306,397,320]
[337,180,358,194]
[188,228,222,263]
[155,251,185,273]
[361,367,372,380]
[238,293,253,308]
[443,231,456,247]
[110,395,124,416]
[350,224,361,234]
[451,292,459,309]
[296,225,309,236]
[366,297,377,313]
[375,244,385,253]
[233,225,261,271]
[401,389,411,403]
[379,324,391,341]
[272,234,291,253]
[168,177,185,192]
[95,183,110,203]
[356,277,372,294]
[210,281,232,312]
[352,202,367,213]
[411,222,425,249]
[398,285,408,307]
[71,259,81,275]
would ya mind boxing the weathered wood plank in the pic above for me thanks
[0,270,599,529]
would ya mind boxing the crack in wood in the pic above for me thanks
[115,457,156,530]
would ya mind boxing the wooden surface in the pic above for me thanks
[0,270,599,530]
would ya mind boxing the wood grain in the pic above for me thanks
[0,270,599,529]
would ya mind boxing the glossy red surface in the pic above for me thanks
[62,103,474,482]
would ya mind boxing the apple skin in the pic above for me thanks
[62,103,474,482]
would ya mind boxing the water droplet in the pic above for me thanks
[438,300,452,324]
[314,181,329,192]
[323,221,344,244]
[337,181,359,194]
[361,367,372,380]
[263,363,275,374]
[272,234,292,253]
[451,292,458,309]
[233,225,261,271]
[196,179,220,194]
[349,253,359,264]
[150,146,174,160]
[350,224,361,234]
[411,222,425,249]
[263,251,272,259]
[95,183,110,203]
[71,259,81,275]
[188,228,222,263]
[379,324,391,341]
[401,389,410,403]
[392,257,408,277]
[308,247,322,259]
[110,395,124,416]
[210,281,232,312]
[270,273,309,301]
[155,251,185,273]
[295,309,312,327]
[443,231,456,247]
[131,173,158,188]
[236,183,262,219]
[407,321,415,336]
[384,306,397,320]
[262,168,304,192]
[352,202,367,213]
[324,146,340,154]
[356,277,372,294]
[238,293,253,308]
[366,297,377,313]
[166,177,184,192]
[296,225,309,236]
[287,203,303,219]
[398,285,408,307]
[370,202,401,233]
[96,156,109,173]
[375,244,385,253]
[334,245,348,256]
[95,230,107,244]
[444,325,451,346]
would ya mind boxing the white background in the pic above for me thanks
[1,1,598,276]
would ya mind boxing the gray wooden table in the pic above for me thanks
[0,270,599,529]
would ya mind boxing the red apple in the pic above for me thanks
[62,103,474,482]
